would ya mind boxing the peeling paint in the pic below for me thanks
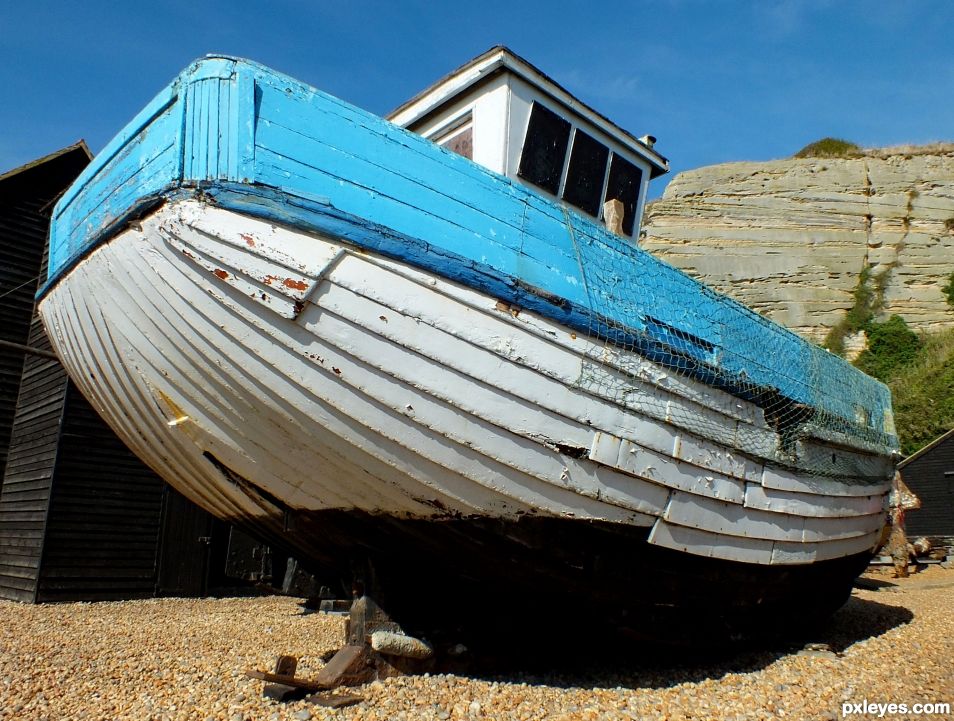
[283,277,308,291]
[494,300,521,318]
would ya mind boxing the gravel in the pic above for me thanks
[1,566,951,720]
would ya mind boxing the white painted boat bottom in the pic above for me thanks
[39,200,890,567]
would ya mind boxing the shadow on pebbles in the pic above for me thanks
[1,566,951,721]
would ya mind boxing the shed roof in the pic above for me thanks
[898,427,954,469]
[0,141,92,187]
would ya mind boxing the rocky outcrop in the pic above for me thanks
[642,146,954,349]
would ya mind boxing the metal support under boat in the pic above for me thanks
[246,572,437,698]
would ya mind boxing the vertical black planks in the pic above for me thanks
[0,145,91,601]
[34,383,166,601]
[0,144,225,602]
[155,485,215,597]
[0,321,69,602]
[899,429,954,540]
[0,145,89,481]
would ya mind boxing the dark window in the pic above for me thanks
[604,154,643,236]
[562,130,609,217]
[517,103,571,195]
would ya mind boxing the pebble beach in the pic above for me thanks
[2,566,951,721]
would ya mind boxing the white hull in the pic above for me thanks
[39,200,889,566]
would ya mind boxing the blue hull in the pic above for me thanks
[43,55,898,466]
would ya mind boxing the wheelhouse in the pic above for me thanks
[389,46,668,240]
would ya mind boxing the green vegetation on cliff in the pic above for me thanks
[853,321,954,456]
[824,264,888,355]
[887,328,954,456]
[794,137,862,159]
[942,271,954,309]
[854,315,921,382]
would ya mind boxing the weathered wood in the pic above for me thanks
[898,429,954,537]
[44,56,895,439]
[260,655,302,701]
[603,198,625,236]
[314,645,373,688]
[0,340,58,360]
[274,655,297,676]
[0,323,65,602]
[40,198,896,565]
[245,669,324,693]
[31,54,901,635]
[590,431,746,505]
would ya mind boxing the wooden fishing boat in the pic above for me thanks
[38,48,898,642]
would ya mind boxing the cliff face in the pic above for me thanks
[642,146,954,351]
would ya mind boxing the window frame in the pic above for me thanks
[429,111,475,160]
[561,128,610,218]
[518,102,644,237]
[516,102,572,196]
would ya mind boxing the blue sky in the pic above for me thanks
[2,1,952,197]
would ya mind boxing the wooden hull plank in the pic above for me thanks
[41,202,892,568]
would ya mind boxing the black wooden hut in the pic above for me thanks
[0,143,91,483]
[898,427,954,545]
[0,144,248,602]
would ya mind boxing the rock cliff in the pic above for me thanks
[641,145,954,352]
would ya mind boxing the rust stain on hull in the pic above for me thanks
[283,278,308,291]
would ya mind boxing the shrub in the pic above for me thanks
[854,315,921,382]
[888,327,954,456]
[824,265,879,355]
[794,137,862,159]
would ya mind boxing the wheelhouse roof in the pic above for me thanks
[387,46,669,179]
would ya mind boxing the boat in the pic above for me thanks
[38,48,898,644]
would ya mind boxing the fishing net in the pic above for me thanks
[564,213,896,482]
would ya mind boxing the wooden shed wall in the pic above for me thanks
[0,198,52,483]
[0,145,90,482]
[35,383,166,601]
[902,433,954,539]
[0,319,68,601]
[0,144,290,603]
[0,145,208,602]
[0,322,226,602]
[0,151,83,601]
